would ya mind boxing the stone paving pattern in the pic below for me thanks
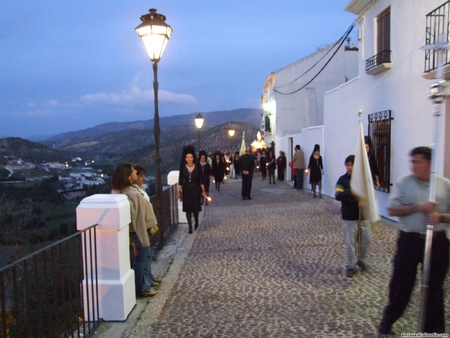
[120,176,450,337]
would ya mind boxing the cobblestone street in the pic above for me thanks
[97,176,450,338]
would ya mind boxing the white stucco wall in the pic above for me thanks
[324,0,448,220]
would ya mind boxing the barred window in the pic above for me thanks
[368,110,392,193]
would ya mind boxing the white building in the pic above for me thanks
[261,40,359,181]
[263,0,449,220]
[323,0,449,219]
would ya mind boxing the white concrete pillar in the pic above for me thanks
[76,194,135,321]
[167,171,187,223]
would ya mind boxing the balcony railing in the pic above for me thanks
[365,50,392,74]
[424,1,450,74]
[0,225,99,338]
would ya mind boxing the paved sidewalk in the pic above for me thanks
[94,176,450,337]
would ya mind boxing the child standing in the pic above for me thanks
[335,155,371,277]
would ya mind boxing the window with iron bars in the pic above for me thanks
[368,110,392,193]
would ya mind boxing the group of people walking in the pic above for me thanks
[110,139,450,335]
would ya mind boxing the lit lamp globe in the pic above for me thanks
[228,129,235,138]
[195,113,204,129]
[136,8,172,63]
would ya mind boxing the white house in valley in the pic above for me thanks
[264,0,450,220]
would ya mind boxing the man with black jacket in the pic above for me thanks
[238,147,255,200]
[335,155,371,278]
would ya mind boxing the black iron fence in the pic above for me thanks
[0,183,180,337]
[365,50,391,72]
[0,225,99,338]
[425,1,450,73]
[150,184,179,259]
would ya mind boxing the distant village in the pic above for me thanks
[2,154,107,200]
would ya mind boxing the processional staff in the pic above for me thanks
[418,38,449,332]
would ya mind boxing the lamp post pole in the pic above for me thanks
[136,8,172,221]
[195,113,204,151]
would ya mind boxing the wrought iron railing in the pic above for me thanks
[365,50,392,72]
[149,184,179,260]
[425,1,450,73]
[0,225,99,338]
[368,110,393,193]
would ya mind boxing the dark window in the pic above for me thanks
[368,110,392,193]
[377,7,390,55]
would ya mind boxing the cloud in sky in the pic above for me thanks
[80,86,198,107]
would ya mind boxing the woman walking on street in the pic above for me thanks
[277,150,286,181]
[267,149,276,184]
[260,148,267,180]
[308,144,324,198]
[212,151,225,191]
[178,146,206,234]
[198,150,212,205]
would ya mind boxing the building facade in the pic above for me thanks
[261,40,359,181]
[324,0,450,219]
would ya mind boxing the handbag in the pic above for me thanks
[150,225,159,236]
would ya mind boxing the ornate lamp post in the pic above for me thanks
[228,129,235,151]
[136,8,172,215]
[195,113,204,150]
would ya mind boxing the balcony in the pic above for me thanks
[423,1,450,80]
[365,50,392,75]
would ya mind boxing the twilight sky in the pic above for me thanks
[0,1,357,139]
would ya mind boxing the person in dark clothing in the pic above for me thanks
[364,136,380,188]
[276,150,286,181]
[238,147,255,200]
[267,149,276,184]
[335,155,371,278]
[259,149,267,180]
[212,152,225,191]
[233,152,240,179]
[308,144,324,198]
[198,150,212,205]
[177,146,206,234]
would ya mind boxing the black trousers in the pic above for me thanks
[241,174,253,199]
[380,230,449,333]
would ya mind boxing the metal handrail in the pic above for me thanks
[365,50,392,72]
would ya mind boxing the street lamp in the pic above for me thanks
[136,8,172,210]
[194,113,204,150]
[228,129,235,151]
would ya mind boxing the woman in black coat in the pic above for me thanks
[267,149,276,184]
[232,152,240,179]
[259,149,267,180]
[211,152,225,191]
[276,150,286,181]
[177,145,206,234]
[198,150,212,205]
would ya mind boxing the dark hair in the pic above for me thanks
[180,145,197,170]
[199,150,208,161]
[295,145,300,150]
[134,164,146,176]
[345,155,355,165]
[410,146,431,161]
[111,163,134,191]
[311,144,320,156]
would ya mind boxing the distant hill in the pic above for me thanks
[45,108,262,142]
[0,108,263,178]
[0,137,70,163]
